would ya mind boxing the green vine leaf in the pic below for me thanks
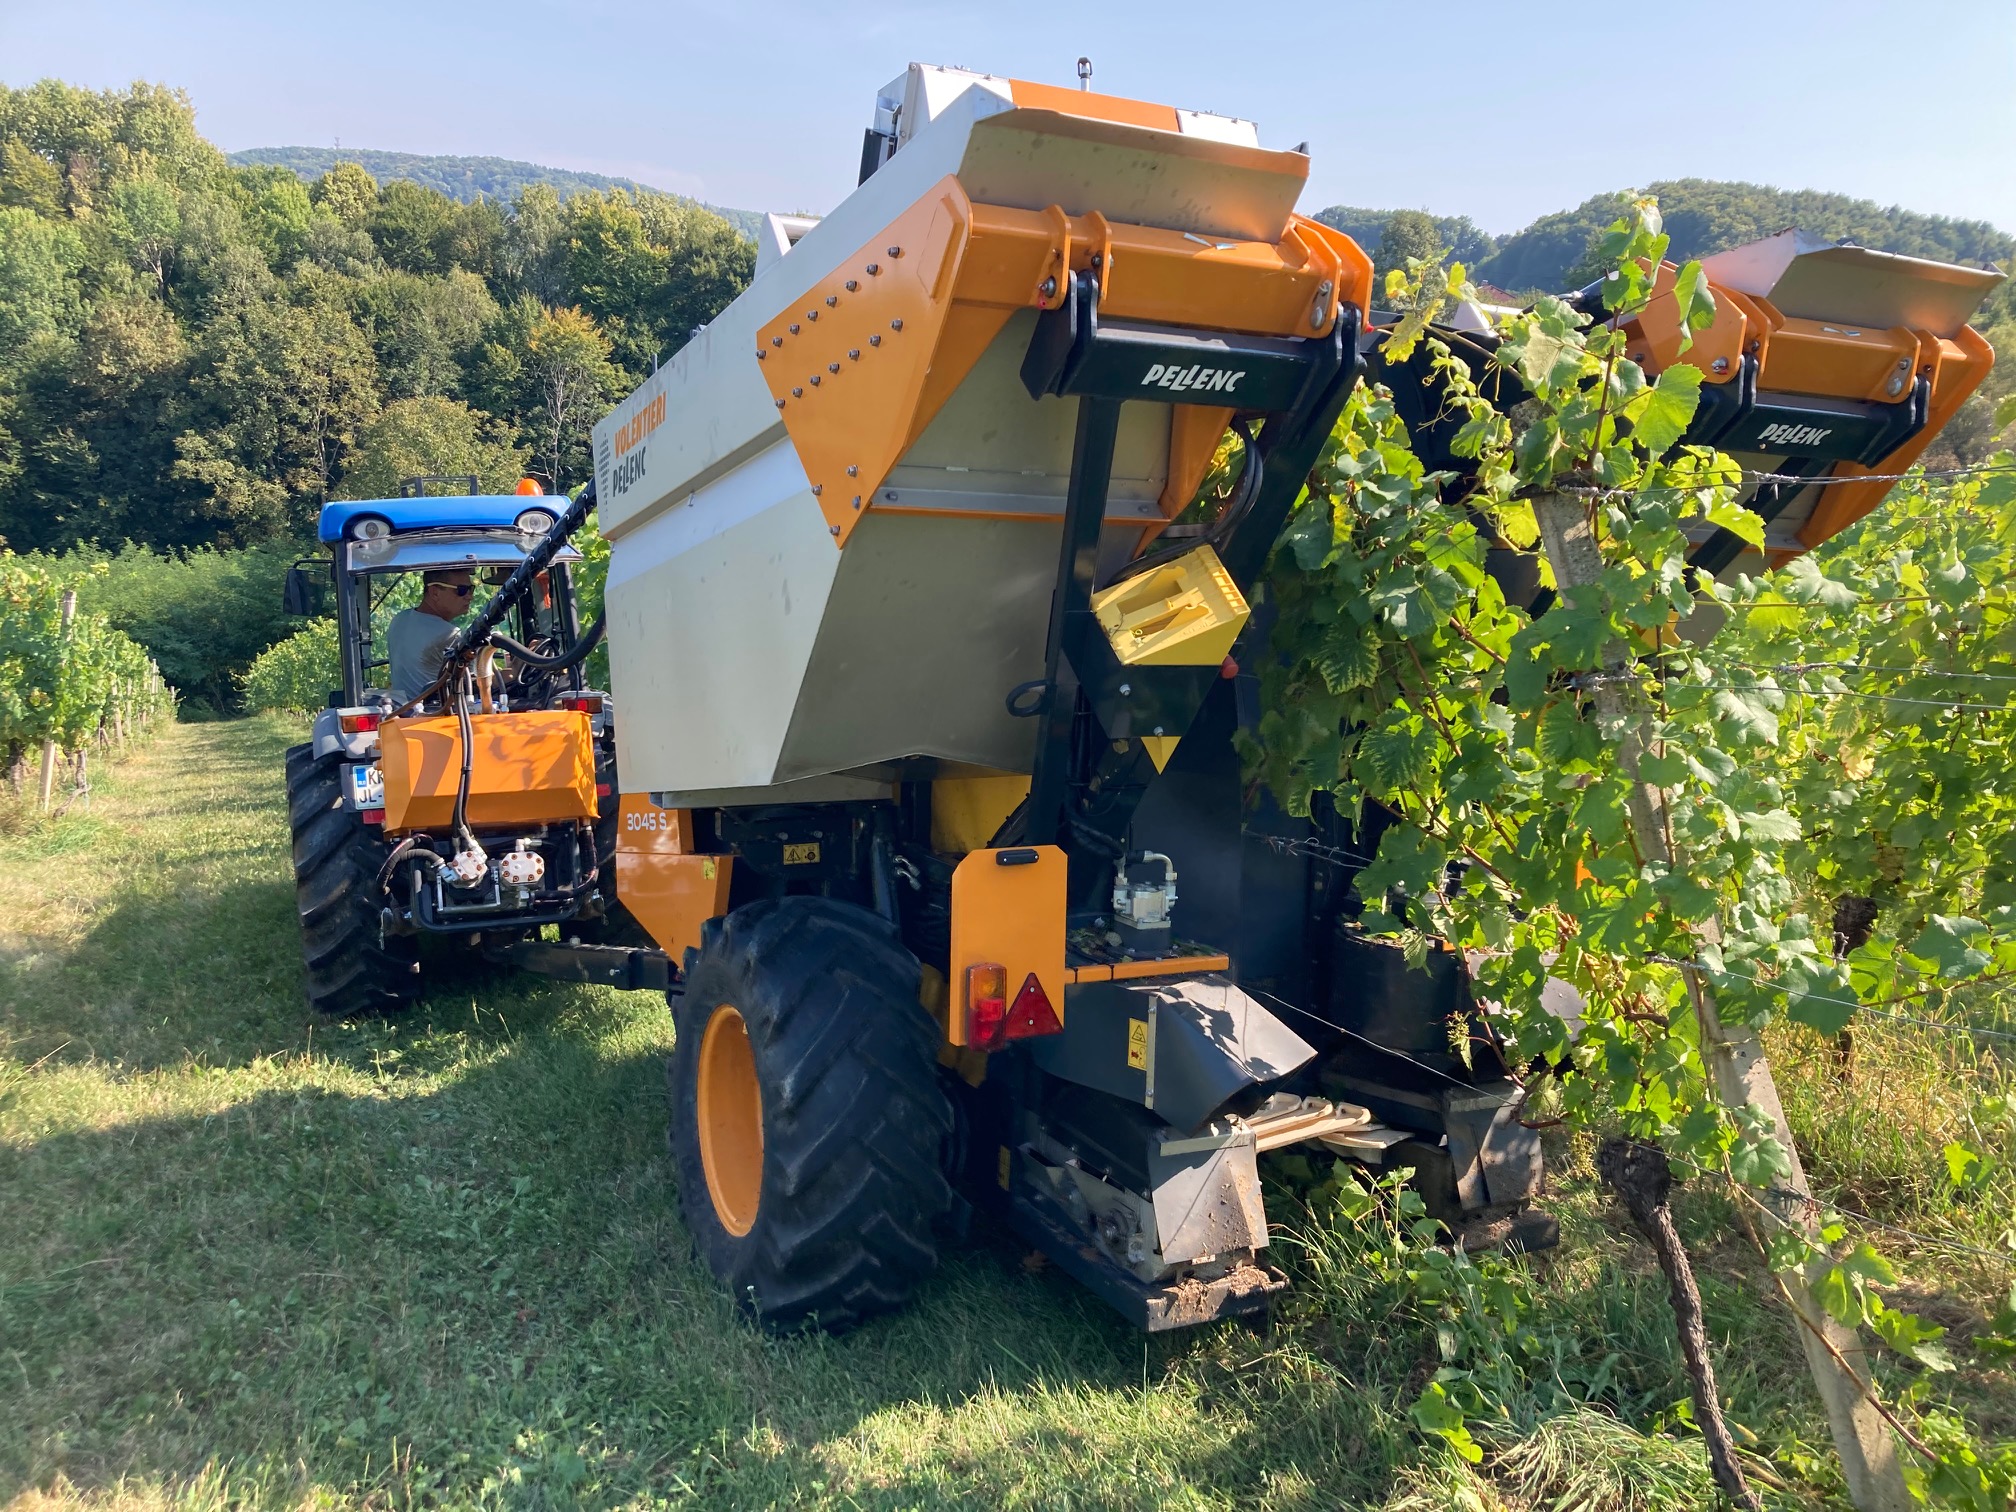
[1624,364,1702,456]
[1709,685,1781,747]
[1905,915,1994,979]
[1242,197,2015,1497]
[1359,713,1438,795]
[1316,620,1380,693]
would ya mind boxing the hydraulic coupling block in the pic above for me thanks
[1112,851,1178,944]
[499,845,546,888]
[447,843,490,889]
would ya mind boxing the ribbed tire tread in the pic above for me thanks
[283,742,418,1019]
[668,896,951,1333]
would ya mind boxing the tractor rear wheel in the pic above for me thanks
[667,896,951,1332]
[285,742,419,1019]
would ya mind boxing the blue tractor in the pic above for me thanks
[280,478,635,1018]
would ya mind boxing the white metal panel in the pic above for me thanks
[1174,108,1260,146]
[1700,229,2004,340]
[901,63,1014,144]
[593,71,1312,805]
[605,443,842,794]
[881,308,1169,508]
[754,213,820,280]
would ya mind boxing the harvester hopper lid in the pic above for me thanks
[1698,228,2006,339]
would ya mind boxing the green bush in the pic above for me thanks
[242,619,338,714]
[570,509,611,690]
[25,541,308,715]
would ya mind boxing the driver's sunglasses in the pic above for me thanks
[444,583,474,598]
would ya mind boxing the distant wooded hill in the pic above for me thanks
[1315,179,2013,300]
[229,146,762,239]
[230,154,2010,305]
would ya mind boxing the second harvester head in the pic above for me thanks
[1624,229,2001,573]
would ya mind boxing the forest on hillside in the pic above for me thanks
[1320,180,2016,296]
[228,146,765,238]
[0,80,753,556]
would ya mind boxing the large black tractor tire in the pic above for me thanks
[285,742,419,1019]
[668,896,952,1333]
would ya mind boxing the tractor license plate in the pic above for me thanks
[343,763,384,811]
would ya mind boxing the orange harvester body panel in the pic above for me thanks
[379,711,596,834]
[1006,78,1181,133]
[612,793,733,959]
[756,174,1374,546]
[1626,262,1996,553]
[947,846,1067,1047]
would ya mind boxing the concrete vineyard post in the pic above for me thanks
[1532,490,1910,1512]
[37,589,77,813]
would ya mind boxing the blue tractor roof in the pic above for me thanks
[317,494,560,544]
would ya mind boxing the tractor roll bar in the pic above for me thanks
[394,480,600,718]
[455,478,599,660]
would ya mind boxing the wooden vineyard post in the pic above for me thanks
[1533,490,1911,1512]
[37,589,77,812]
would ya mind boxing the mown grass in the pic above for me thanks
[0,719,2009,1509]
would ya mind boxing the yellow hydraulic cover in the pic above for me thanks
[379,711,596,834]
[1091,543,1250,667]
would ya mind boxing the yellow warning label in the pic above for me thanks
[997,1145,1013,1190]
[1127,1018,1148,1070]
[782,842,821,865]
[700,858,717,880]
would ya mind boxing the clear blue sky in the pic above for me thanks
[5,0,2013,236]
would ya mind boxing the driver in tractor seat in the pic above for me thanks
[387,568,474,705]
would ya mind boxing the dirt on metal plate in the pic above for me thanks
[1149,1262,1285,1328]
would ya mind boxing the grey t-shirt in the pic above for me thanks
[387,607,459,705]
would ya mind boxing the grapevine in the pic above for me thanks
[0,555,173,789]
[1250,202,2016,1505]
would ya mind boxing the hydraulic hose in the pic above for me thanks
[1108,419,1263,586]
[490,612,606,671]
[375,834,447,895]
[454,480,598,661]
[451,665,479,859]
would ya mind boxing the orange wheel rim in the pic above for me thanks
[696,1003,763,1236]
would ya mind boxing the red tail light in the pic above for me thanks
[339,712,381,734]
[595,782,612,798]
[965,964,1060,1051]
[361,808,385,825]
[1003,972,1062,1042]
[965,962,1007,1049]
[560,695,604,714]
